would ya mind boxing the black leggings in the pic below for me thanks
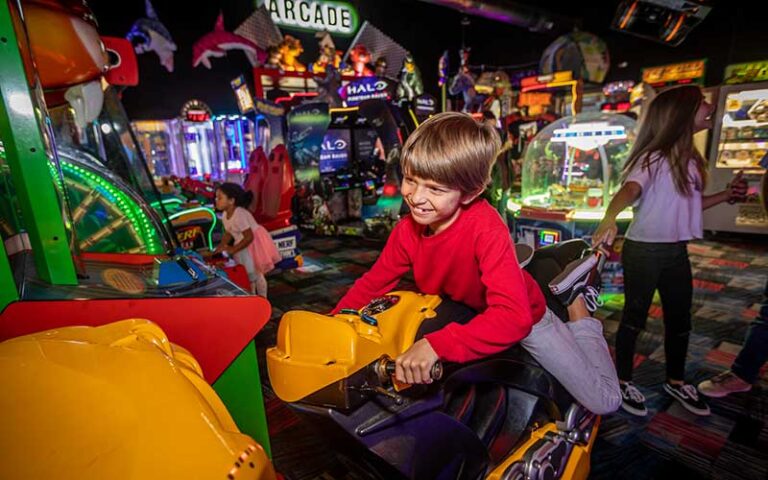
[615,239,693,382]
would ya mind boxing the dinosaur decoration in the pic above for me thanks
[343,44,374,77]
[277,35,306,72]
[310,31,342,74]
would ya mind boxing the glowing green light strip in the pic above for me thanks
[168,206,218,250]
[506,197,633,221]
[60,161,163,254]
[151,197,184,209]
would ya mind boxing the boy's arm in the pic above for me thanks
[424,227,534,363]
[332,221,412,313]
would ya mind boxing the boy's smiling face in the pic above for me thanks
[401,173,476,234]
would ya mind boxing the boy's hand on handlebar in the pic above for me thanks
[592,219,618,247]
[395,339,439,385]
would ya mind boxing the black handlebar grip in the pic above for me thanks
[384,359,443,380]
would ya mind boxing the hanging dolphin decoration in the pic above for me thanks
[127,0,177,72]
[192,13,266,69]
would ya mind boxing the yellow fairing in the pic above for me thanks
[0,319,275,480]
[486,417,600,480]
[267,291,441,402]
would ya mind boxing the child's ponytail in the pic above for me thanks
[217,182,252,208]
[240,190,254,209]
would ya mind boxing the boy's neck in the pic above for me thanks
[426,205,465,236]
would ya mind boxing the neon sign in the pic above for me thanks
[642,60,706,87]
[259,0,358,36]
[231,75,254,114]
[180,99,212,122]
[724,60,768,85]
[340,77,393,106]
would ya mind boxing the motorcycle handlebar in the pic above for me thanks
[380,358,443,382]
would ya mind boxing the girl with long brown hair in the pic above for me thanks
[593,85,748,417]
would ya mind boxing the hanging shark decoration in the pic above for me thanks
[192,13,266,69]
[126,0,177,72]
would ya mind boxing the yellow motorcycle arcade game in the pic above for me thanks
[0,320,275,480]
[268,283,599,478]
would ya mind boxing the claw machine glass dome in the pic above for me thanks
[520,112,636,219]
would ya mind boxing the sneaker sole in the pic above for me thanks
[698,384,752,398]
[663,384,711,416]
[620,401,648,417]
[549,255,598,294]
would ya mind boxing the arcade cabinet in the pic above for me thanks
[0,0,271,452]
[316,107,400,237]
[214,115,255,184]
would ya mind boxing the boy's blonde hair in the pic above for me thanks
[401,112,501,195]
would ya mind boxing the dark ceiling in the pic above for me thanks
[87,0,767,119]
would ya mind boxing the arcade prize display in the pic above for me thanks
[704,79,768,234]
[511,112,636,292]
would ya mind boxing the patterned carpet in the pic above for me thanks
[256,234,768,480]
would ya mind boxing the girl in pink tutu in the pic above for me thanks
[213,183,281,297]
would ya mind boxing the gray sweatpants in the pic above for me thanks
[520,308,622,415]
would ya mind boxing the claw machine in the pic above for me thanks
[704,76,768,234]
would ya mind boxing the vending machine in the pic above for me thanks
[704,80,768,234]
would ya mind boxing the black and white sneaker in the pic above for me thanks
[664,382,711,416]
[515,243,534,269]
[620,382,648,416]
[548,252,604,312]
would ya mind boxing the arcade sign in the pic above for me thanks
[551,122,627,151]
[181,99,212,122]
[175,225,206,250]
[413,94,437,118]
[319,128,351,173]
[520,71,574,90]
[254,98,286,117]
[724,61,768,85]
[259,0,358,36]
[642,59,706,87]
[231,75,255,114]
[340,77,393,106]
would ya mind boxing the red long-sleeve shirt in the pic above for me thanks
[333,199,546,363]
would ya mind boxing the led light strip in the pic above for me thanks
[58,160,164,253]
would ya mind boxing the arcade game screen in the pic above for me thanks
[319,129,352,174]
[715,88,768,169]
[354,128,381,165]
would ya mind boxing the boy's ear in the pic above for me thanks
[460,189,483,205]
